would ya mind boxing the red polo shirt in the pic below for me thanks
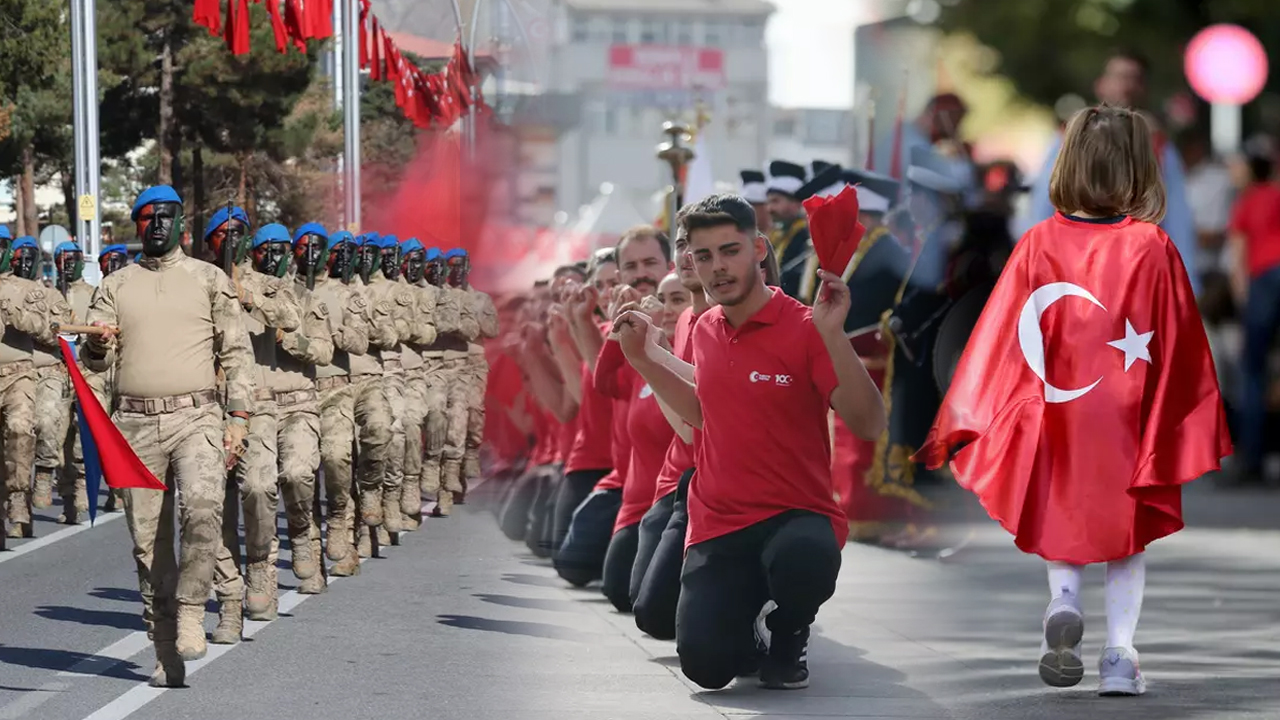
[531,406,558,466]
[652,306,704,500]
[687,288,847,548]
[556,412,580,464]
[615,374,676,531]
[565,324,616,473]
[1229,181,1280,278]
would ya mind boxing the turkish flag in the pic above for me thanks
[284,0,308,51]
[59,339,166,497]
[194,0,221,34]
[802,185,865,275]
[358,0,370,67]
[914,215,1230,564]
[224,0,251,55]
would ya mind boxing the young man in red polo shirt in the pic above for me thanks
[615,193,886,690]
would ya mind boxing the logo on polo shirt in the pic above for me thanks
[639,384,653,398]
[774,374,792,386]
[750,371,792,387]
[749,371,771,383]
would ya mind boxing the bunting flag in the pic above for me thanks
[266,0,290,53]
[224,0,252,56]
[358,0,370,67]
[58,339,167,511]
[193,0,221,34]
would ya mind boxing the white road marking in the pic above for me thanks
[0,511,125,566]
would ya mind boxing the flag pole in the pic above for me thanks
[70,0,101,268]
[342,0,361,234]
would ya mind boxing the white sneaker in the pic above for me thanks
[1038,593,1084,688]
[1097,646,1145,696]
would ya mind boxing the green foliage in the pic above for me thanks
[938,0,1280,120]
[0,0,72,176]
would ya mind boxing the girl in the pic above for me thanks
[916,105,1230,697]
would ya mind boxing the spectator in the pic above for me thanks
[1178,129,1236,280]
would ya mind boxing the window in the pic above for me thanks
[640,19,666,44]
[571,17,588,42]
[736,19,765,46]
[773,117,796,137]
[674,20,694,45]
[702,21,721,47]
[611,17,630,43]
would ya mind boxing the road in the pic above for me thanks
[0,481,1276,720]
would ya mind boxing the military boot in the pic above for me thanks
[433,486,454,517]
[6,490,33,538]
[175,603,208,661]
[103,488,121,513]
[298,536,328,593]
[149,612,186,688]
[357,523,373,558]
[245,561,278,621]
[359,487,383,527]
[326,513,352,562]
[58,495,79,525]
[32,469,55,508]
[443,457,464,507]
[463,449,481,490]
[210,600,243,645]
[290,531,319,580]
[382,489,403,534]
[400,474,422,530]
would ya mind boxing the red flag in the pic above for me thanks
[370,20,383,80]
[194,0,221,34]
[914,216,1230,564]
[801,185,864,274]
[58,339,166,491]
[224,0,252,55]
[265,0,290,53]
[358,0,370,67]
[284,0,308,50]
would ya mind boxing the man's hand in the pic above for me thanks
[547,304,573,346]
[86,321,119,351]
[607,285,642,321]
[637,295,666,331]
[612,309,656,364]
[812,269,851,338]
[568,285,598,325]
[223,417,249,470]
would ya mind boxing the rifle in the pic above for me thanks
[305,240,317,292]
[57,261,68,301]
[221,198,236,277]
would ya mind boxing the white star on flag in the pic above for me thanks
[1107,319,1153,371]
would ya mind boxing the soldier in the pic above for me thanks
[1,235,64,540]
[765,160,816,303]
[450,248,499,492]
[304,228,370,576]
[82,185,255,687]
[91,244,131,514]
[345,234,396,552]
[210,216,304,643]
[392,238,436,529]
[420,247,460,516]
[430,248,480,513]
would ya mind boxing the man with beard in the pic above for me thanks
[765,160,814,303]
[393,238,437,528]
[211,221,307,642]
[303,227,372,577]
[83,185,255,686]
[615,193,885,690]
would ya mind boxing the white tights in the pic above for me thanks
[1046,553,1146,652]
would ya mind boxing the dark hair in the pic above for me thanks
[760,236,780,286]
[1107,47,1150,78]
[679,193,757,236]
[615,225,672,263]
[586,247,615,278]
[1249,155,1273,183]
[532,279,549,288]
[553,264,586,281]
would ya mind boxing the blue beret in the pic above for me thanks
[292,222,328,245]
[329,231,356,247]
[55,241,83,255]
[426,247,443,261]
[131,185,182,221]
[0,226,10,240]
[204,206,250,241]
[351,234,367,246]
[100,244,129,256]
[401,238,424,254]
[254,223,291,248]
[13,236,37,250]
[377,234,399,248]
[444,248,467,260]
[133,253,143,262]
[364,232,381,244]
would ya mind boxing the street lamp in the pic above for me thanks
[655,121,694,239]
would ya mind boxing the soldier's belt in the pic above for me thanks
[383,357,403,371]
[0,360,35,378]
[254,389,276,402]
[274,388,318,407]
[316,376,350,392]
[117,388,218,415]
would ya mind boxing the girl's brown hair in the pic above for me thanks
[1049,105,1166,224]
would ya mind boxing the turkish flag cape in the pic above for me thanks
[59,339,167,503]
[914,214,1230,564]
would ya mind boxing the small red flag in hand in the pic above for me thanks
[802,185,866,275]
[58,339,166,491]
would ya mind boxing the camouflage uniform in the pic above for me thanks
[422,285,471,516]
[32,283,81,521]
[398,277,438,528]
[82,246,255,664]
[462,287,500,485]
[311,274,370,576]
[348,278,397,541]
[212,263,302,626]
[0,272,63,540]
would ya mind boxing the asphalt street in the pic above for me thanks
[0,480,1276,720]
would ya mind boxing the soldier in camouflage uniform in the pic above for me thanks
[207,215,302,642]
[347,234,397,556]
[305,228,371,577]
[420,247,465,517]
[450,249,500,491]
[89,245,131,514]
[83,185,255,687]
[0,234,65,541]
[393,238,437,529]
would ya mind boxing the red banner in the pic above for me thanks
[606,45,725,90]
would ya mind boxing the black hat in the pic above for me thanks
[841,168,900,213]
[795,163,846,201]
[766,160,807,198]
[740,169,767,204]
[810,160,835,179]
[906,145,971,195]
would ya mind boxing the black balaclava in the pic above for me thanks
[401,248,426,284]
[140,202,185,257]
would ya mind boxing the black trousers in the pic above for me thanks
[633,469,692,640]
[497,467,544,542]
[551,469,610,557]
[630,490,676,604]
[553,487,622,587]
[525,469,562,557]
[601,522,640,611]
[676,510,842,690]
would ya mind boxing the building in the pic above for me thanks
[769,106,858,171]
[546,0,775,221]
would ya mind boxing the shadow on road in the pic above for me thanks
[0,644,149,681]
[474,593,577,612]
[436,614,590,642]
[33,605,146,631]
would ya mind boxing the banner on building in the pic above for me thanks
[606,45,725,91]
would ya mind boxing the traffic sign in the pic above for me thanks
[77,194,97,222]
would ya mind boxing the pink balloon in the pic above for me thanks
[1185,24,1269,105]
